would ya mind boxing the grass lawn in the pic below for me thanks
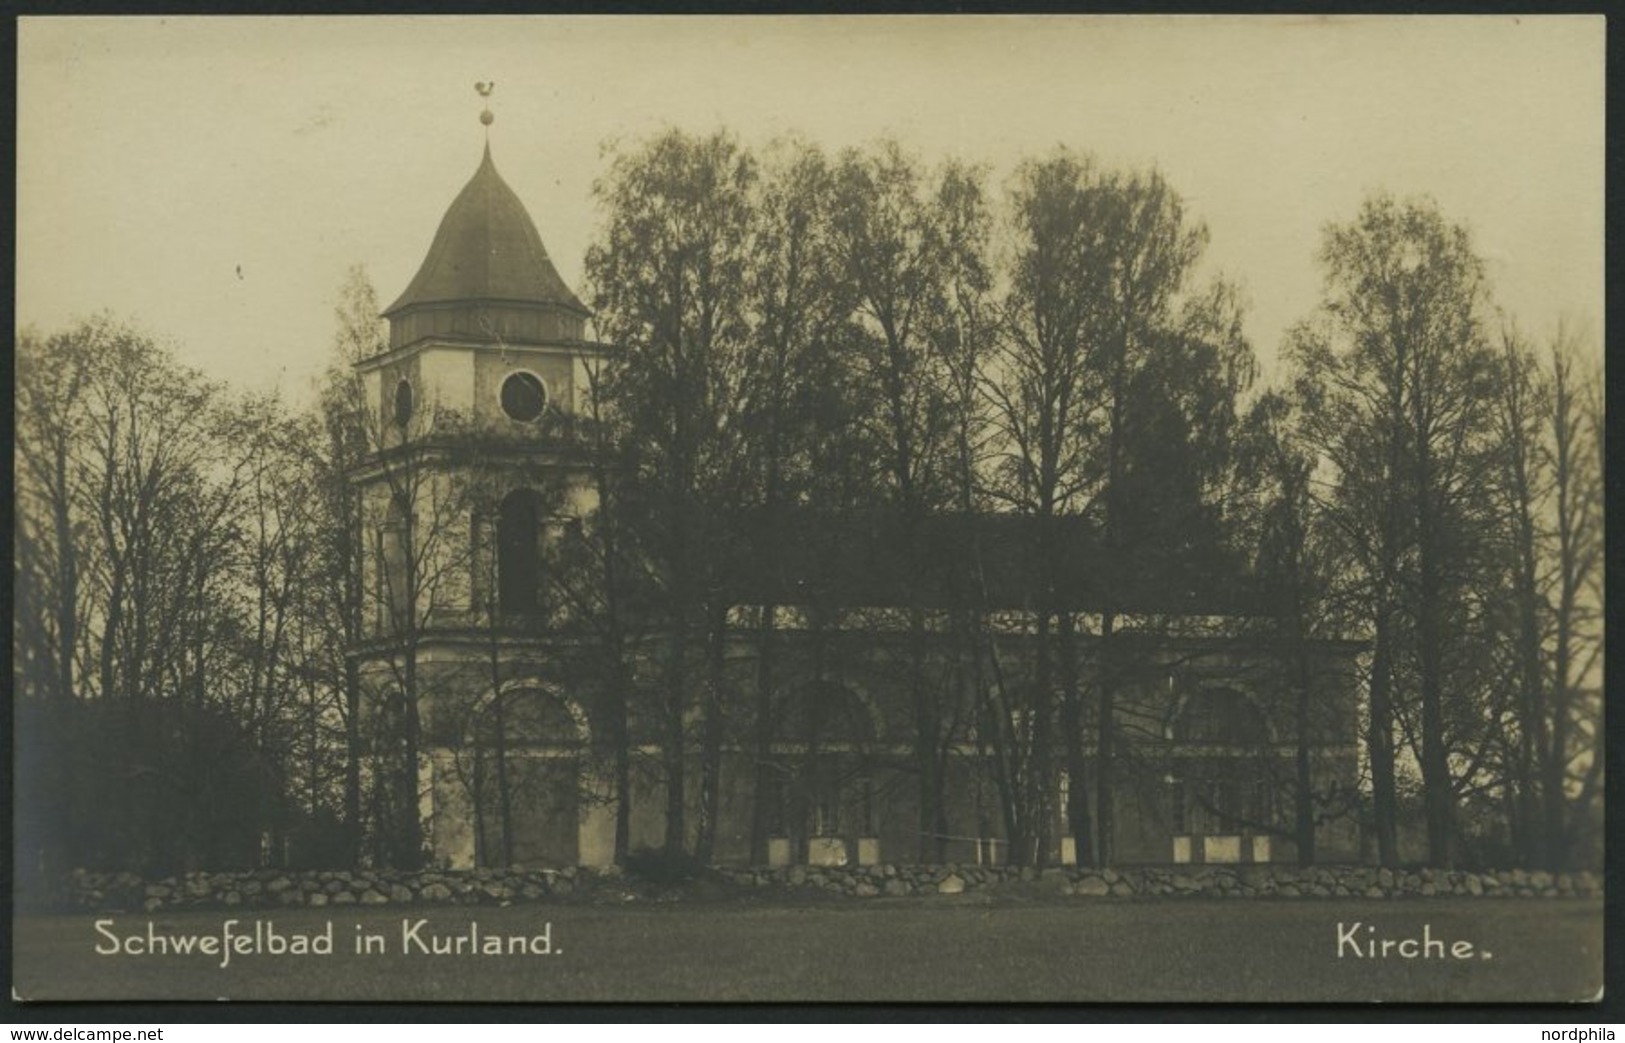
[12,895,1602,1004]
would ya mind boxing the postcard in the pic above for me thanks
[12,14,1604,1004]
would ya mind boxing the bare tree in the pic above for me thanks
[548,352,653,864]
[1237,389,1367,863]
[984,150,1103,865]
[585,128,757,857]
[1542,333,1603,867]
[736,138,862,862]
[987,159,1223,866]
[312,265,388,859]
[354,393,484,868]
[828,140,984,862]
[1290,193,1501,867]
[14,316,307,873]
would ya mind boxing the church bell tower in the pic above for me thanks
[351,91,615,871]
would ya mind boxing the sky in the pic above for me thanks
[17,15,1604,405]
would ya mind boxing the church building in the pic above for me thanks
[350,119,1365,873]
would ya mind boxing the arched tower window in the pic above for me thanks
[379,492,413,625]
[392,379,414,429]
[497,489,543,616]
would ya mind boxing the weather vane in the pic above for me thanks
[476,81,496,129]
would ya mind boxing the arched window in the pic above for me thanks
[379,493,412,625]
[1173,688,1266,746]
[497,489,543,616]
[775,681,878,841]
[776,680,875,748]
[473,686,585,749]
[392,379,414,429]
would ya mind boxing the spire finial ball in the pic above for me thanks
[480,108,495,126]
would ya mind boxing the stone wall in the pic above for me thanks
[39,863,1600,914]
[715,864,1601,900]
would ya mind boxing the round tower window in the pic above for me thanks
[393,379,414,429]
[501,371,547,423]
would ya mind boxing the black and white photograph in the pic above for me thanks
[11,14,1605,1005]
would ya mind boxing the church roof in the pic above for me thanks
[727,509,1268,617]
[384,144,588,318]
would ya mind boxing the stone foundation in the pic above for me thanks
[39,863,1600,914]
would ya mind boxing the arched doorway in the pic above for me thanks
[770,679,880,865]
[468,684,587,867]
